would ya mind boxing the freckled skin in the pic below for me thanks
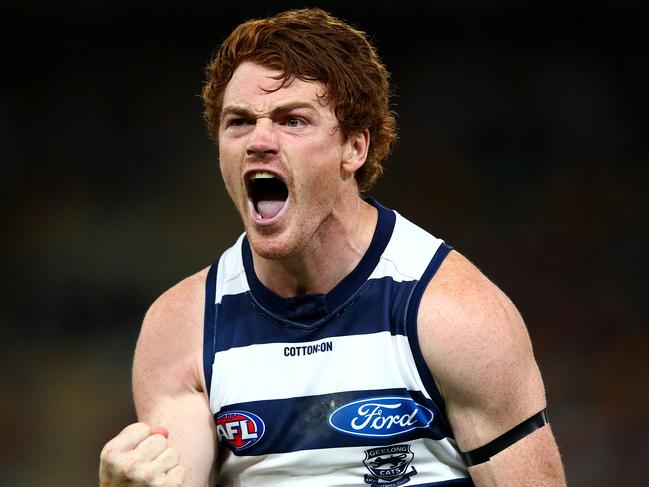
[218,62,349,261]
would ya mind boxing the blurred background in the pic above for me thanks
[2,0,647,485]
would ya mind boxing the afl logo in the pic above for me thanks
[216,410,265,451]
[329,396,434,438]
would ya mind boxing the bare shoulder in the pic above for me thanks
[133,267,211,409]
[418,250,535,381]
[141,267,210,346]
[417,250,546,449]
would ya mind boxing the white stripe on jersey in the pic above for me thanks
[215,233,249,304]
[368,211,444,282]
[209,332,430,413]
[218,438,468,487]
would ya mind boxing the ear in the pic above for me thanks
[341,129,370,178]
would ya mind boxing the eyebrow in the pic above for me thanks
[220,102,317,123]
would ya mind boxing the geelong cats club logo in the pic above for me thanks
[363,444,417,486]
[216,410,265,452]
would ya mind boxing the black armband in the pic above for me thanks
[460,409,549,466]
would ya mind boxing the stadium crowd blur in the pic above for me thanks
[2,1,646,486]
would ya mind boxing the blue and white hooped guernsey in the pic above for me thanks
[203,199,474,486]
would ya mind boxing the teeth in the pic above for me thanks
[251,171,276,180]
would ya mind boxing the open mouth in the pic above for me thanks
[246,171,289,220]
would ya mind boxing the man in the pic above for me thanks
[99,8,566,487]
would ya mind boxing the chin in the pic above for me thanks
[246,227,304,261]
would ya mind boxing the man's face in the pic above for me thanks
[218,61,349,259]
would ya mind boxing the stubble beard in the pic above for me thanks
[245,201,331,262]
[244,213,308,261]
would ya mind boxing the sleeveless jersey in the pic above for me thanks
[203,200,474,486]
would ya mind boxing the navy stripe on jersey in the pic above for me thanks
[241,198,396,326]
[405,243,453,430]
[214,276,416,352]
[412,480,474,486]
[217,388,451,457]
[203,261,219,396]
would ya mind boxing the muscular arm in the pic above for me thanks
[132,269,217,486]
[418,251,566,486]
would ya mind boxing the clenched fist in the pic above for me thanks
[99,423,185,486]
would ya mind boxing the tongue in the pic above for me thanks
[256,200,285,219]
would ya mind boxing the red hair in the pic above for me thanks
[202,8,396,191]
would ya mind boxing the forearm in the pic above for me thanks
[136,391,217,486]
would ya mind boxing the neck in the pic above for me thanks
[251,197,378,297]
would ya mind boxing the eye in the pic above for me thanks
[228,118,247,127]
[283,117,305,128]
[224,116,255,129]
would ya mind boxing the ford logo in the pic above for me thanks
[329,396,434,438]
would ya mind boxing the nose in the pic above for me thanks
[246,117,278,158]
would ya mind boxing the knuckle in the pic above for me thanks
[175,465,186,484]
[139,465,157,482]
[100,437,120,459]
[150,477,166,487]
[106,453,158,483]
[124,465,148,482]
[166,447,179,464]
[99,449,120,474]
[99,444,112,461]
[124,421,152,440]
[166,465,185,487]
[120,456,141,478]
